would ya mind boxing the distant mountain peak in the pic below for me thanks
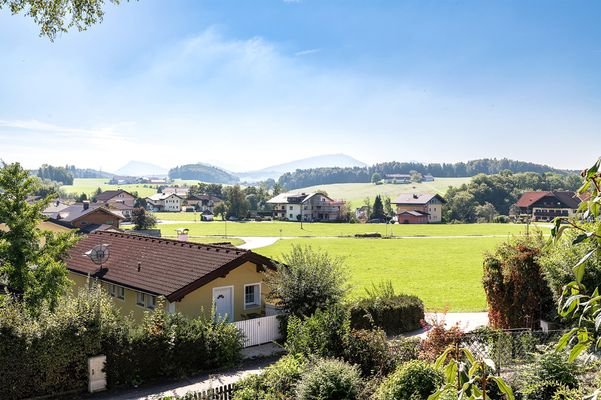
[114,161,169,177]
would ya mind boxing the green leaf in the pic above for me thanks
[491,376,515,400]
[573,250,595,284]
[572,233,590,245]
[569,342,589,362]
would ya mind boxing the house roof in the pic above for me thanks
[188,194,222,202]
[42,201,70,219]
[95,190,134,202]
[398,210,429,217]
[516,191,581,209]
[267,192,332,204]
[66,231,277,302]
[107,202,135,211]
[56,203,124,223]
[393,193,446,205]
[146,193,184,201]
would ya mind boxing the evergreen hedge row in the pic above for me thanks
[349,294,425,335]
[0,286,243,399]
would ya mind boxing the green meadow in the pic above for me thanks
[256,236,510,312]
[60,178,200,198]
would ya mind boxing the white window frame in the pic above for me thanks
[244,283,261,309]
[108,283,125,301]
[146,295,156,309]
[136,292,145,307]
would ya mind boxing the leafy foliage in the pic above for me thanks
[0,0,123,41]
[515,350,579,400]
[482,234,554,328]
[131,207,158,230]
[419,316,466,362]
[343,328,391,377]
[265,244,348,317]
[0,162,79,312]
[295,358,363,400]
[374,360,443,400]
[169,163,239,184]
[553,158,601,361]
[349,281,424,335]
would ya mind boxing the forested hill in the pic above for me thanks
[168,164,240,184]
[278,158,569,190]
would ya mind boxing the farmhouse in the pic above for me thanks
[66,231,276,322]
[515,190,581,222]
[95,189,136,218]
[393,193,446,224]
[185,194,222,214]
[146,192,183,212]
[382,174,411,184]
[267,192,345,221]
[49,201,124,232]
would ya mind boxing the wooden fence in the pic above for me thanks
[233,314,282,347]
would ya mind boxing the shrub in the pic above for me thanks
[295,358,363,400]
[265,245,349,317]
[419,316,465,361]
[482,234,555,329]
[493,215,510,223]
[343,329,391,377]
[517,351,580,400]
[388,337,421,365]
[349,282,424,335]
[374,360,443,400]
[286,306,350,358]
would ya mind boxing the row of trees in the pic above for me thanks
[278,158,569,189]
[443,171,581,222]
[168,163,239,184]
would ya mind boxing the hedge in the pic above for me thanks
[0,285,243,399]
[349,294,424,335]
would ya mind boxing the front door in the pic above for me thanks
[213,286,233,322]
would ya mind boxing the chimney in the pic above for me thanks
[176,228,189,241]
[83,200,90,210]
[137,262,141,272]
[413,194,418,199]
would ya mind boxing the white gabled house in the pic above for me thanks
[146,193,183,212]
[267,192,345,221]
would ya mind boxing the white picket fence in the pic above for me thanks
[233,315,282,348]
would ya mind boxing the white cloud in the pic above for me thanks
[295,48,321,56]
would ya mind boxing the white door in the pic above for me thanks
[213,286,233,322]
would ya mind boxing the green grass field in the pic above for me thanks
[60,178,201,198]
[293,178,471,204]
[154,221,535,238]
[257,236,508,312]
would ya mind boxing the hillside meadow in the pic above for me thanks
[256,236,509,312]
[292,177,471,204]
[60,178,200,198]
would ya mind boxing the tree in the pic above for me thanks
[444,191,478,222]
[272,183,283,197]
[265,245,349,317]
[475,202,498,222]
[224,185,249,219]
[131,207,157,230]
[371,195,385,220]
[371,172,381,184]
[0,162,78,312]
[0,0,125,41]
[214,203,227,220]
[383,196,394,216]
[362,197,372,220]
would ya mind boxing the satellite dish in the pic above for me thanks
[85,244,110,266]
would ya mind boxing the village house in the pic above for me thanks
[48,201,124,232]
[382,174,411,184]
[162,187,190,196]
[515,190,581,222]
[146,192,183,212]
[267,192,345,221]
[185,194,222,213]
[95,189,136,219]
[393,193,446,224]
[66,231,277,322]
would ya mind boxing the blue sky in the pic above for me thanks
[0,0,600,172]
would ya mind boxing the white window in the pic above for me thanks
[244,283,261,309]
[136,292,156,309]
[108,284,125,300]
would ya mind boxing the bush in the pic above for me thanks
[388,337,421,365]
[286,306,349,359]
[343,329,391,377]
[419,316,465,361]
[482,234,555,329]
[0,284,244,397]
[349,282,424,335]
[374,360,443,400]
[493,215,510,223]
[295,358,363,400]
[265,245,349,317]
[517,351,580,400]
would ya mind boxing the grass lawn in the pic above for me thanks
[60,178,201,198]
[154,221,538,238]
[256,237,508,312]
[293,178,471,204]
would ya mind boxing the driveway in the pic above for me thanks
[235,236,280,250]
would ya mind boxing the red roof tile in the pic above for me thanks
[66,231,275,301]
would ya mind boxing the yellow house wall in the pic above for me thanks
[68,260,266,323]
[176,261,265,321]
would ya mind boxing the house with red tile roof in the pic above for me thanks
[66,231,276,322]
[515,191,581,222]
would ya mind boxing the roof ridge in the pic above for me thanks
[91,230,251,252]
